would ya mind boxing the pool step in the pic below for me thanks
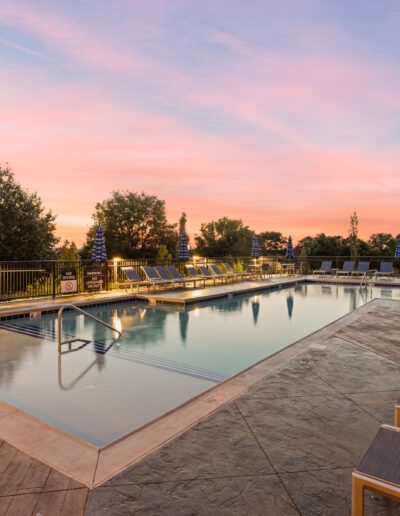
[0,321,226,384]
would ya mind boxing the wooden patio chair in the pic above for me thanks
[394,403,400,427]
[352,425,400,515]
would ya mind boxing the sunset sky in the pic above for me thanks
[1,0,400,245]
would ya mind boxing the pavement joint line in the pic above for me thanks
[335,334,400,366]
[0,486,87,498]
[233,400,301,515]
[98,472,285,488]
[303,363,391,426]
[94,466,359,489]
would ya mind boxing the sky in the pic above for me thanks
[1,0,400,246]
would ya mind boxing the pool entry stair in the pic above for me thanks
[57,303,122,353]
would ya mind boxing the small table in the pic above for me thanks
[247,264,263,279]
[280,263,295,276]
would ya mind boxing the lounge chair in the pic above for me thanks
[167,265,205,288]
[312,261,333,276]
[185,264,214,284]
[208,264,236,282]
[121,267,152,292]
[352,261,370,277]
[375,261,394,280]
[223,262,251,280]
[153,265,188,288]
[141,265,175,289]
[196,264,226,285]
[336,261,355,276]
[352,425,400,515]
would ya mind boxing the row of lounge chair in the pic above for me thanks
[313,260,395,279]
[121,263,253,291]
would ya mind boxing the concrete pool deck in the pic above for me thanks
[1,297,400,513]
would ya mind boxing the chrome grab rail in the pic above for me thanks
[359,271,368,291]
[57,303,122,353]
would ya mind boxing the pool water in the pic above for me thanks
[0,283,397,445]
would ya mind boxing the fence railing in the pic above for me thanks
[0,256,398,302]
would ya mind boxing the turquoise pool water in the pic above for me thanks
[0,283,397,445]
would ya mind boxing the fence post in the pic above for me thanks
[52,262,56,298]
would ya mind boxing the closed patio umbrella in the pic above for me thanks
[178,231,190,261]
[92,226,107,263]
[251,236,260,258]
[395,237,400,258]
[286,235,294,259]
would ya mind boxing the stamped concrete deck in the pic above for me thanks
[1,298,400,514]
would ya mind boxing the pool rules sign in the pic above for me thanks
[84,268,104,292]
[60,269,78,294]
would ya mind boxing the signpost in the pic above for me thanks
[84,268,103,292]
[60,268,78,294]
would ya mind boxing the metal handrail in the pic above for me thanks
[57,303,122,353]
[359,271,368,291]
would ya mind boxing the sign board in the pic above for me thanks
[84,268,103,292]
[60,268,78,294]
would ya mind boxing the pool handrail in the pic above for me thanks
[57,303,122,353]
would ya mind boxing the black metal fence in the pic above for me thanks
[0,256,398,302]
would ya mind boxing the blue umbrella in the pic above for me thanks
[286,294,294,319]
[92,225,107,263]
[286,235,294,259]
[251,236,260,258]
[178,231,190,260]
[395,237,400,258]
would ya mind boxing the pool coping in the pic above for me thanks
[0,293,390,488]
[0,274,398,320]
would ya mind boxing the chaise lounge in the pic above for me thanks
[141,265,175,289]
[208,263,236,282]
[121,267,152,292]
[352,425,400,515]
[352,261,370,277]
[223,262,252,280]
[313,261,333,276]
[167,265,205,288]
[375,261,395,280]
[336,261,355,276]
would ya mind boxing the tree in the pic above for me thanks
[0,164,58,260]
[348,212,359,259]
[85,191,178,258]
[258,231,286,254]
[296,234,348,257]
[57,240,80,262]
[195,217,253,257]
[367,233,396,256]
[156,244,171,262]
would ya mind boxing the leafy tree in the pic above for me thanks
[195,217,253,257]
[367,233,396,256]
[156,244,171,262]
[0,164,58,260]
[85,191,178,259]
[296,234,349,257]
[57,240,80,262]
[258,231,286,254]
[348,212,359,259]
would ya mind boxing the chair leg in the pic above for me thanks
[394,405,400,427]
[352,475,364,516]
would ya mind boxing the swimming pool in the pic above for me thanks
[0,283,398,445]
